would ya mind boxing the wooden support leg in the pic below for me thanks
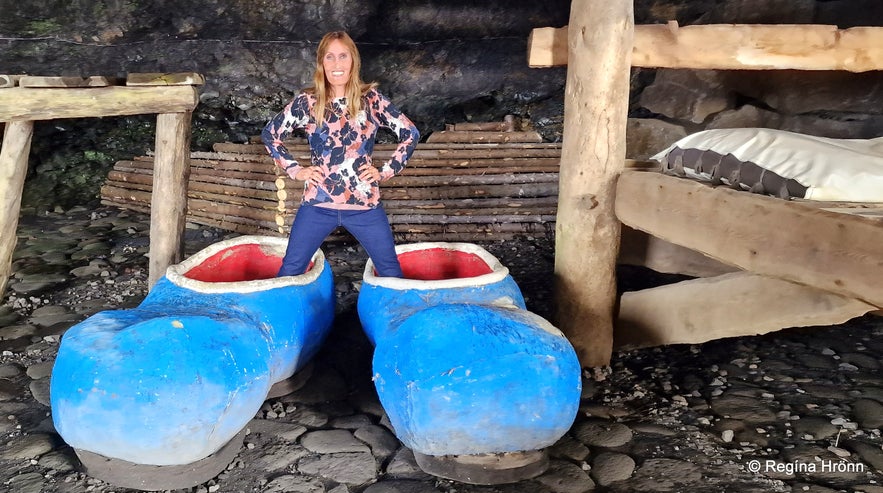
[553,0,634,367]
[0,120,34,299]
[149,112,192,289]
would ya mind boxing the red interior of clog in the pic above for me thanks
[184,243,285,282]
[397,248,493,280]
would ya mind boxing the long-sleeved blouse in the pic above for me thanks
[262,88,419,208]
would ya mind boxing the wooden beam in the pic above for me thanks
[0,75,25,88]
[616,272,876,348]
[528,23,883,72]
[18,76,120,88]
[0,120,34,298]
[619,226,739,278]
[425,130,543,144]
[126,72,206,86]
[554,0,633,368]
[616,171,883,309]
[148,112,193,288]
[0,86,199,121]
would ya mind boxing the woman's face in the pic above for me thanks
[322,39,353,97]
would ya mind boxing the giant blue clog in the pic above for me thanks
[357,242,581,484]
[50,235,334,490]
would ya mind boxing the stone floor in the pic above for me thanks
[0,206,881,493]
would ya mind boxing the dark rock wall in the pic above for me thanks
[2,0,883,208]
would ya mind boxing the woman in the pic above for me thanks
[262,31,419,278]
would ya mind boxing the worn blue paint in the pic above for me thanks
[358,244,581,457]
[51,238,335,466]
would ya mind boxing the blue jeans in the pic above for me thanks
[278,203,403,278]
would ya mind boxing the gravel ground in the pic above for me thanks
[0,206,881,493]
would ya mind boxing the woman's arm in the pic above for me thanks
[262,94,311,179]
[368,90,419,181]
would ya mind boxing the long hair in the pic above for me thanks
[308,31,377,127]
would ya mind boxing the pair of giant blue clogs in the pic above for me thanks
[51,236,581,490]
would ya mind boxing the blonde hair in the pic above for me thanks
[308,31,377,127]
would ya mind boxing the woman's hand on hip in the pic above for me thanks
[359,164,381,183]
[295,167,323,186]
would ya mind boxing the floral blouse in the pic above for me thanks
[262,88,419,208]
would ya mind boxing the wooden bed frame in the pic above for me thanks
[528,4,883,367]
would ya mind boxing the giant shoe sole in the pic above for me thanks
[358,242,581,485]
[50,235,335,490]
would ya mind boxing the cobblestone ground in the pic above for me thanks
[1,206,881,493]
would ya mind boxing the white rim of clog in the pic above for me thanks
[363,242,511,291]
[166,235,325,294]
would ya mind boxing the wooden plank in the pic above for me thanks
[0,120,34,299]
[554,0,633,368]
[127,72,206,86]
[0,75,25,88]
[528,23,883,72]
[615,170,883,308]
[18,75,121,87]
[619,226,739,278]
[0,86,199,121]
[213,142,563,159]
[148,112,193,289]
[527,27,570,69]
[426,130,543,144]
[452,117,515,132]
[616,272,877,348]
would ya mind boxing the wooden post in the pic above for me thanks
[0,120,34,298]
[149,112,192,288]
[554,0,634,367]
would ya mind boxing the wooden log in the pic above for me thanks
[618,226,739,278]
[382,197,561,210]
[615,170,883,309]
[0,86,199,121]
[385,165,561,176]
[148,112,192,289]
[387,214,556,225]
[554,0,633,368]
[176,151,563,171]
[212,142,562,159]
[528,23,883,72]
[114,161,277,184]
[392,231,528,242]
[103,197,284,234]
[390,222,551,234]
[0,120,34,299]
[426,130,543,144]
[241,140,562,151]
[452,118,515,132]
[126,72,206,86]
[0,75,25,88]
[616,272,877,348]
[386,173,559,187]
[102,183,284,211]
[381,182,559,200]
[18,76,120,88]
[384,206,557,217]
[130,156,279,175]
[108,169,277,192]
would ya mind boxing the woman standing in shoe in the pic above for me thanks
[262,31,419,277]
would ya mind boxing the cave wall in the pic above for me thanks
[2,0,883,208]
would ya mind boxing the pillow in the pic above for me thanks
[650,128,883,202]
